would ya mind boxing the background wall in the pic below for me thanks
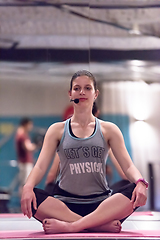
[101,81,160,210]
[0,79,69,116]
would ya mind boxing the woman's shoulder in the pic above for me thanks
[47,121,66,133]
[98,119,117,128]
[98,119,121,134]
[49,120,66,129]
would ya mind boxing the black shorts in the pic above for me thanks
[32,180,136,222]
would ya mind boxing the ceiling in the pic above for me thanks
[1,0,160,49]
[0,0,160,83]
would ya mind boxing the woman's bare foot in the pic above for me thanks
[43,218,71,234]
[43,218,121,234]
[89,220,122,233]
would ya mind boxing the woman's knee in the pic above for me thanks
[32,188,49,217]
[112,182,136,200]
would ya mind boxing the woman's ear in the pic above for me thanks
[94,89,99,100]
[68,90,71,96]
[68,90,72,100]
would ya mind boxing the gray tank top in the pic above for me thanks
[56,117,110,203]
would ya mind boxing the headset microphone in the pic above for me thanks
[70,99,79,104]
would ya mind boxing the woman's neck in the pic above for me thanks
[71,107,95,127]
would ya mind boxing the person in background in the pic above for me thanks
[15,117,37,196]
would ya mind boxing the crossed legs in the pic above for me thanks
[34,193,134,234]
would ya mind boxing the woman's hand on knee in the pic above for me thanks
[21,185,37,219]
[130,183,147,209]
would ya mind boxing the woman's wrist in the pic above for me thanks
[135,178,149,189]
[23,183,34,190]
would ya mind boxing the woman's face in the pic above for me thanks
[69,75,98,105]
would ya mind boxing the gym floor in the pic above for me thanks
[0,211,160,240]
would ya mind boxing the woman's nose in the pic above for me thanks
[80,88,85,94]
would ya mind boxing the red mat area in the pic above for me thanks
[132,211,153,216]
[0,213,24,218]
[0,229,160,239]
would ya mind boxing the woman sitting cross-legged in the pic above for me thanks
[21,70,148,234]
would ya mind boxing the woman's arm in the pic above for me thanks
[105,123,142,182]
[102,121,147,208]
[21,122,64,218]
[24,124,60,188]
[45,153,60,185]
[109,149,127,180]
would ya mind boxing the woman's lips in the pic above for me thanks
[79,98,87,102]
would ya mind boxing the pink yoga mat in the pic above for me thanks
[132,211,153,216]
[0,229,160,239]
[0,213,24,218]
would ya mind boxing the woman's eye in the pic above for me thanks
[86,87,91,90]
[74,87,79,91]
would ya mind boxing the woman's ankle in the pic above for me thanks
[70,221,83,233]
